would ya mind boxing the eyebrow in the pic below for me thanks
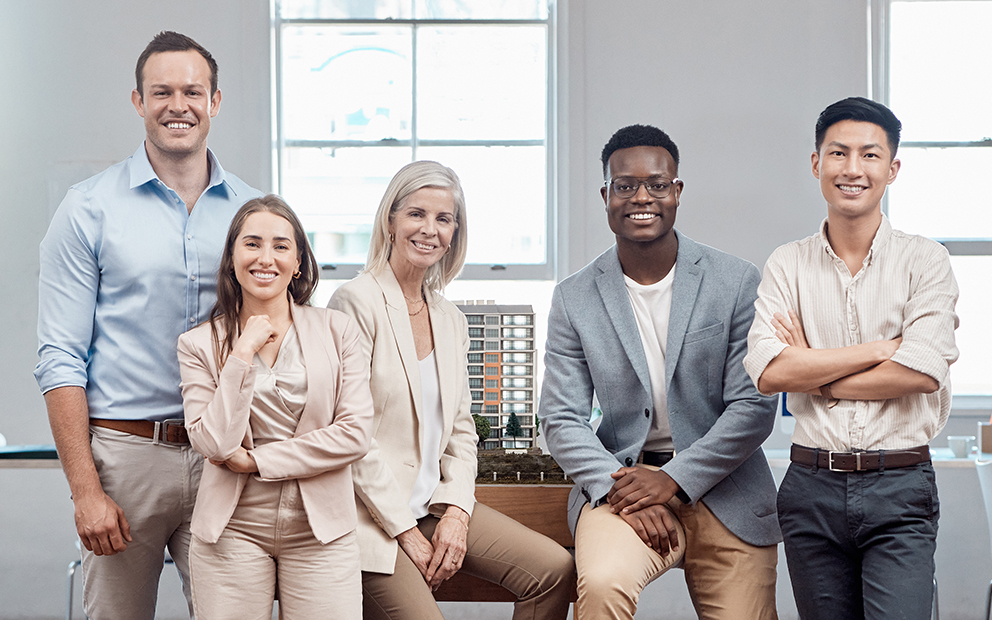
[826,140,885,152]
[241,234,293,243]
[147,82,206,91]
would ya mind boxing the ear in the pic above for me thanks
[600,183,608,207]
[209,88,222,117]
[131,89,145,118]
[811,151,821,180]
[887,157,901,185]
[673,178,684,203]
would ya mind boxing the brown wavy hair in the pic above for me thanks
[209,194,319,365]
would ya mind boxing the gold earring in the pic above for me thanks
[445,245,451,255]
[293,270,301,279]
[389,233,396,244]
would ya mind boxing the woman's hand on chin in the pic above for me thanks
[231,314,276,363]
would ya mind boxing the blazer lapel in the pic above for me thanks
[665,232,703,388]
[427,296,457,431]
[594,248,652,397]
[374,268,424,424]
[290,304,322,434]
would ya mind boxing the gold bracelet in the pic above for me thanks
[440,514,469,529]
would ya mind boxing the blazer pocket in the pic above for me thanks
[683,322,724,345]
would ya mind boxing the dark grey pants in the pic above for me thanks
[778,460,939,620]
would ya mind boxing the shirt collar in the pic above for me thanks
[128,141,233,196]
[818,214,893,266]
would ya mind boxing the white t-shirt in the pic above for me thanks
[624,269,676,452]
[409,350,444,519]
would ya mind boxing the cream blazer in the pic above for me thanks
[177,304,374,544]
[328,267,478,574]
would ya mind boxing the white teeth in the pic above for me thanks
[414,241,435,250]
[628,213,656,220]
[253,272,277,280]
[166,122,192,129]
[839,185,865,192]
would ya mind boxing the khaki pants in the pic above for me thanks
[362,502,575,620]
[575,496,777,620]
[189,476,362,620]
[82,424,202,620]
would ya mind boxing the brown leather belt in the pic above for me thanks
[90,418,190,446]
[791,444,930,472]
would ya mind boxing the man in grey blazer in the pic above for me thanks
[540,124,781,619]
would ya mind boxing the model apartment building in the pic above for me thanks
[455,301,536,450]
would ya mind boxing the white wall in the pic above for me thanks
[6,2,986,619]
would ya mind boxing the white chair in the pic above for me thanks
[975,459,992,619]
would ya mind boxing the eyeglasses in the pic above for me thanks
[605,176,680,199]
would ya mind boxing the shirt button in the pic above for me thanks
[644,408,650,418]
[189,318,195,323]
[187,234,193,240]
[625,457,633,466]
[190,275,196,281]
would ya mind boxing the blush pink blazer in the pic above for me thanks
[177,304,374,544]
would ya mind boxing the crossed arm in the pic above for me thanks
[759,309,937,400]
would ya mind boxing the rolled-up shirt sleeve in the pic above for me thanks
[35,189,100,394]
[889,244,959,384]
[744,246,793,394]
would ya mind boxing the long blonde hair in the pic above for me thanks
[364,161,468,292]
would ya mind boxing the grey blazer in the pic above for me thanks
[540,231,782,547]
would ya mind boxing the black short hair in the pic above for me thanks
[815,97,901,157]
[601,124,680,178]
[135,31,218,98]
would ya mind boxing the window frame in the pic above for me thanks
[271,1,558,281]
[871,0,992,408]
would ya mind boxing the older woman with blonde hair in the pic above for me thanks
[329,161,574,619]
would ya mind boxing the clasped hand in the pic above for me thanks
[607,467,681,556]
[397,507,470,591]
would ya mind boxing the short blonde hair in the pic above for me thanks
[365,161,468,292]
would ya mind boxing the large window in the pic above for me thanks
[274,0,554,280]
[876,0,992,399]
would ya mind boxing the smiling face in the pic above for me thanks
[812,119,900,221]
[131,50,221,163]
[602,145,683,247]
[388,186,457,274]
[232,211,301,307]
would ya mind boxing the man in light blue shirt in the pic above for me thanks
[35,31,261,619]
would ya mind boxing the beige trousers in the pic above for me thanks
[575,494,777,620]
[189,477,361,620]
[362,502,575,620]
[82,424,201,620]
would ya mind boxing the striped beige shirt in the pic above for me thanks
[744,216,959,451]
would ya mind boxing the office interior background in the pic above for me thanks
[2,1,989,617]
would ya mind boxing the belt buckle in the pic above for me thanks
[158,419,187,447]
[828,451,861,472]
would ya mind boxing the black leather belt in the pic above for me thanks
[638,450,675,467]
[790,444,930,472]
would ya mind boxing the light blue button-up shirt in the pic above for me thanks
[35,143,262,421]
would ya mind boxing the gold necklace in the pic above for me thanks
[405,294,427,317]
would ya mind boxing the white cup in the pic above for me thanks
[948,435,976,458]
